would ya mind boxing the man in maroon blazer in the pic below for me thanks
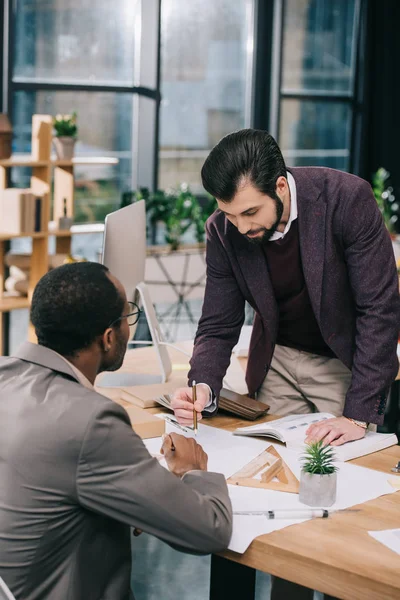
[171,129,399,600]
[172,128,400,449]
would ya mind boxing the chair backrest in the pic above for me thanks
[0,577,16,600]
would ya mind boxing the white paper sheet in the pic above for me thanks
[232,325,252,357]
[368,529,400,555]
[223,355,248,395]
[144,421,397,554]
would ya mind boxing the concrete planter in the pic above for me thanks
[299,471,337,507]
[53,136,76,160]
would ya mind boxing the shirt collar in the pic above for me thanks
[268,171,298,242]
[54,352,94,390]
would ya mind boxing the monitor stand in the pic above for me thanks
[96,281,172,388]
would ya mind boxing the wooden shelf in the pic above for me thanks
[0,155,119,168]
[49,222,105,236]
[0,231,48,241]
[0,116,121,354]
[0,224,105,241]
[0,156,48,167]
[53,157,119,166]
[50,229,72,237]
[0,295,30,312]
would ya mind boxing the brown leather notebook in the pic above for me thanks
[153,389,269,421]
[219,388,269,420]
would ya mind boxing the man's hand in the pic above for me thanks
[171,384,210,426]
[160,433,208,477]
[305,416,366,446]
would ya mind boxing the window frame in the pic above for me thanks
[1,0,161,191]
[268,0,365,175]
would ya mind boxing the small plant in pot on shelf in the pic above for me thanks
[53,112,78,160]
[299,441,338,507]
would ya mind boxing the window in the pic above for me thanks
[4,0,160,353]
[13,90,133,222]
[14,0,138,85]
[272,0,360,171]
[8,0,159,223]
[158,0,255,193]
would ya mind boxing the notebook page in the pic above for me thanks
[236,412,334,443]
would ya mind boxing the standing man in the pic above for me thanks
[0,262,232,600]
[172,128,399,443]
[171,129,400,599]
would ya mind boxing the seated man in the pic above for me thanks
[0,262,232,600]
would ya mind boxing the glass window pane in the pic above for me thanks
[279,99,351,171]
[282,0,357,94]
[14,0,139,84]
[158,0,253,193]
[12,90,133,222]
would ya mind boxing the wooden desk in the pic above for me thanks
[104,346,400,600]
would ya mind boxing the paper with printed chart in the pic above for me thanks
[145,418,397,554]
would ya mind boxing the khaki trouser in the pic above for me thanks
[257,345,350,600]
[257,344,352,416]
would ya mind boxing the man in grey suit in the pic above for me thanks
[0,262,232,600]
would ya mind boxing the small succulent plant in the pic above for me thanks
[301,440,337,475]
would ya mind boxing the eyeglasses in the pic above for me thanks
[109,301,142,328]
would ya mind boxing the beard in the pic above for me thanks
[245,195,284,244]
[105,328,128,372]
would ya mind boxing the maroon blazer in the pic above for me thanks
[188,167,400,425]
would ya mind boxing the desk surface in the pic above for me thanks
[103,345,400,600]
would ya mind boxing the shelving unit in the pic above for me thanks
[0,114,119,354]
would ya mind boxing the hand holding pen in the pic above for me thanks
[160,433,208,477]
[170,383,209,427]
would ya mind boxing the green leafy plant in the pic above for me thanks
[121,185,216,250]
[372,167,396,234]
[53,112,78,138]
[301,441,337,475]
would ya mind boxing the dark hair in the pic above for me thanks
[201,129,287,202]
[30,262,125,356]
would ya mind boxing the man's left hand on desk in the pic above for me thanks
[305,416,366,446]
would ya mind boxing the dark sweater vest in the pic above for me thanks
[263,219,335,358]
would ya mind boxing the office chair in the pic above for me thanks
[0,577,16,600]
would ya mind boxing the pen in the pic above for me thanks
[163,416,189,434]
[161,433,176,452]
[233,509,360,519]
[192,380,198,436]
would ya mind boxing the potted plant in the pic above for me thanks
[372,167,397,237]
[53,112,78,160]
[121,185,216,250]
[299,441,338,507]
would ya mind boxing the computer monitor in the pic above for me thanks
[96,200,172,387]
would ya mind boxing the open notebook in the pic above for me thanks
[233,412,398,462]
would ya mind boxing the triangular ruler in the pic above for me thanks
[227,445,299,494]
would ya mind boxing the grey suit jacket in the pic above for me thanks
[0,343,232,600]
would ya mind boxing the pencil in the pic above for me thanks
[192,380,198,436]
[163,416,189,433]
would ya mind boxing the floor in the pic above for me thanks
[131,534,326,600]
[131,534,273,600]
